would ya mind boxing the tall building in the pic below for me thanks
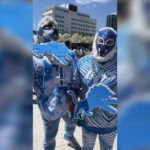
[43,4,97,35]
[106,13,117,31]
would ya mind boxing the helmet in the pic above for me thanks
[92,27,117,62]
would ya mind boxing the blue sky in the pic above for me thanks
[33,0,117,30]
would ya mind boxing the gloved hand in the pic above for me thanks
[33,42,73,66]
[74,84,117,120]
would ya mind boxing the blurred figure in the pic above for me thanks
[118,0,150,149]
[0,1,32,150]
[73,48,77,53]
[75,48,81,58]
[80,47,85,57]
[0,31,32,150]
[65,40,71,49]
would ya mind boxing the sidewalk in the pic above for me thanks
[33,104,117,150]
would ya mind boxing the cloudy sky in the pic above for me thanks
[33,0,117,30]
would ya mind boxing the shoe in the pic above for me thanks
[65,136,82,150]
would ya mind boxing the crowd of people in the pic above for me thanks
[33,15,117,150]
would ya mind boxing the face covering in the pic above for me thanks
[42,29,54,43]
[92,27,117,62]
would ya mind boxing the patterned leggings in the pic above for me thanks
[82,128,116,150]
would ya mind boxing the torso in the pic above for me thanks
[78,54,117,94]
[33,49,77,120]
[78,54,117,128]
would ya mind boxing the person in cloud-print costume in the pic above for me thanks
[33,16,81,150]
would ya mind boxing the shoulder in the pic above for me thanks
[78,55,92,66]
[68,49,76,57]
[33,55,44,67]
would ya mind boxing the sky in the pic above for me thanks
[33,0,117,30]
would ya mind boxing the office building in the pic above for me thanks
[106,13,117,31]
[43,4,97,35]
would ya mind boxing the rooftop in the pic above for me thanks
[44,4,91,18]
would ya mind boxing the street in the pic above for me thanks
[33,104,117,150]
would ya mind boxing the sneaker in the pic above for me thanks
[65,136,81,150]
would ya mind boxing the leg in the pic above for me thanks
[62,114,81,149]
[62,114,76,139]
[99,131,116,150]
[82,128,97,150]
[43,118,60,150]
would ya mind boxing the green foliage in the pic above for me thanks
[60,33,71,42]
[70,33,82,43]
[60,33,94,43]
[81,35,95,43]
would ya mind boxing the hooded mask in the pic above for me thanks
[92,27,117,62]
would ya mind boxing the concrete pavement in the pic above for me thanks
[33,104,117,150]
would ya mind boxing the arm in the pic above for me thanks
[33,55,45,96]
[72,61,89,101]
[33,54,53,97]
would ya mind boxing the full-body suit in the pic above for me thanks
[73,27,117,150]
[33,16,81,150]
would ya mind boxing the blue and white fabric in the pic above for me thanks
[33,42,77,121]
[73,54,117,133]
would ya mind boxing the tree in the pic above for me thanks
[81,35,95,43]
[70,33,83,43]
[60,33,71,42]
[60,32,95,44]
